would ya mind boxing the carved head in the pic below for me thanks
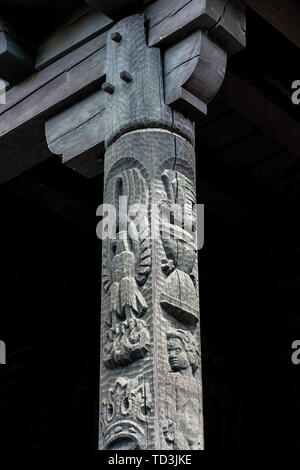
[128,318,136,330]
[115,324,122,335]
[167,329,199,374]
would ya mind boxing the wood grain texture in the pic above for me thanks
[0,35,107,183]
[99,14,203,450]
[45,90,106,177]
[0,46,106,138]
[0,31,107,116]
[147,0,246,55]
[0,2,245,183]
[164,29,227,117]
[36,9,113,70]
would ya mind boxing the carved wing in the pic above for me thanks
[102,238,114,294]
[124,169,151,286]
[102,168,151,291]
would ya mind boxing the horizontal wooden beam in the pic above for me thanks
[45,90,106,178]
[0,3,245,183]
[36,9,113,71]
[147,0,246,55]
[0,33,107,183]
[243,0,300,49]
[0,32,108,117]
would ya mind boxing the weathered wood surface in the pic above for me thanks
[46,90,106,177]
[0,1,246,183]
[0,47,106,134]
[46,25,226,170]
[36,9,113,70]
[243,0,300,49]
[164,29,227,117]
[0,0,244,113]
[0,0,244,127]
[99,14,203,450]
[147,0,246,55]
[0,33,107,183]
[0,32,107,116]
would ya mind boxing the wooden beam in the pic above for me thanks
[0,44,106,139]
[0,32,108,117]
[45,28,227,172]
[0,1,244,117]
[219,70,300,157]
[87,0,246,55]
[0,34,107,184]
[0,3,245,183]
[36,9,112,71]
[243,0,300,49]
[0,27,34,85]
[45,90,106,178]
[147,0,246,55]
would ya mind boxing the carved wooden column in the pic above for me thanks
[99,14,203,451]
[97,3,246,451]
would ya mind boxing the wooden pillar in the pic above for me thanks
[41,0,245,451]
[99,14,203,450]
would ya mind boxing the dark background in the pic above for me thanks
[0,4,300,449]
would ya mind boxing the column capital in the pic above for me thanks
[46,1,246,175]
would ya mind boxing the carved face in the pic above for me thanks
[128,319,136,330]
[167,338,190,371]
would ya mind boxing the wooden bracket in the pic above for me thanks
[164,30,227,118]
[44,2,246,175]
[161,0,245,118]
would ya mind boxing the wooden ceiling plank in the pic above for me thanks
[36,9,113,71]
[0,31,108,117]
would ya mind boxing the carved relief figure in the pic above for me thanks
[103,168,151,368]
[104,317,150,368]
[102,376,152,449]
[163,329,203,450]
[160,170,199,325]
